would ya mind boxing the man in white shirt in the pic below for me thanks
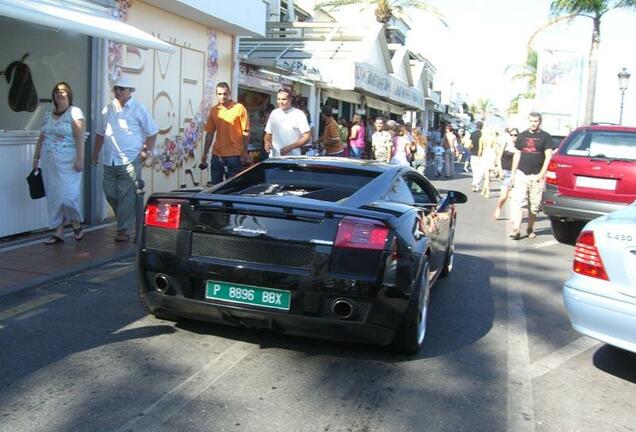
[93,76,158,242]
[264,87,310,157]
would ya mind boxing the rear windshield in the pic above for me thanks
[561,130,636,160]
[212,163,380,202]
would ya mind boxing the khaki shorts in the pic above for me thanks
[511,171,544,214]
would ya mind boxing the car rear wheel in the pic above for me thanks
[550,217,584,245]
[393,259,430,355]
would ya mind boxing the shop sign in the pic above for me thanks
[239,63,293,92]
[354,63,424,109]
[275,60,321,81]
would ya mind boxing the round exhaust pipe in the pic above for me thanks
[154,274,171,293]
[331,298,355,319]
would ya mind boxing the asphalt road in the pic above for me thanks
[1,171,635,432]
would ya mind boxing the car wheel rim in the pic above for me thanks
[416,263,430,345]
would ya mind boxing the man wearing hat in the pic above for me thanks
[92,76,158,242]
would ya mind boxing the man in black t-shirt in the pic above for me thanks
[508,112,554,240]
[469,121,483,191]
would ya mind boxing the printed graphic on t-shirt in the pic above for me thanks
[522,138,538,153]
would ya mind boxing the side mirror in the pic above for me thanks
[438,190,467,212]
[447,190,467,204]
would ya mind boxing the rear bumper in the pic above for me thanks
[142,291,397,346]
[563,281,636,354]
[542,186,627,222]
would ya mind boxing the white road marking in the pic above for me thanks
[0,293,66,321]
[530,336,601,379]
[87,264,135,284]
[506,245,536,432]
[114,341,256,432]
[518,239,559,252]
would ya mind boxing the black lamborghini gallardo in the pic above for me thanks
[137,157,466,354]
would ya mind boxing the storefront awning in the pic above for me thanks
[0,0,175,53]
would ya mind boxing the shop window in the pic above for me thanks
[0,16,89,131]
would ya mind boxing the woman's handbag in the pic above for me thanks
[26,168,45,199]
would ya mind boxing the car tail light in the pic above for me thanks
[573,230,609,280]
[145,201,182,229]
[334,217,389,250]
[545,159,558,185]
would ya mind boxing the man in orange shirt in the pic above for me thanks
[316,106,343,156]
[201,82,250,184]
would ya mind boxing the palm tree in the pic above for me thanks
[316,0,445,25]
[505,50,538,114]
[470,98,498,122]
[531,1,636,125]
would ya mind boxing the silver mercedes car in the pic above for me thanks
[563,201,636,353]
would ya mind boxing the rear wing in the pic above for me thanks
[149,192,399,226]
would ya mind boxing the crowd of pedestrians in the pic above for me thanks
[31,77,552,246]
[466,113,554,241]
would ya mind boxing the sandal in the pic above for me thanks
[508,230,521,240]
[527,229,537,239]
[114,231,130,242]
[44,235,64,245]
[73,227,85,241]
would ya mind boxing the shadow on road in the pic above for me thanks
[593,345,636,383]
[174,251,495,363]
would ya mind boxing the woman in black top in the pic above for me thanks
[493,128,519,219]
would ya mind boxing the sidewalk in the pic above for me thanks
[0,224,135,298]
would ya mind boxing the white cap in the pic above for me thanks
[112,75,135,90]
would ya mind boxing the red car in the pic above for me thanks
[542,125,636,244]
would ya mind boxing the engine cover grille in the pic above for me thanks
[191,233,314,268]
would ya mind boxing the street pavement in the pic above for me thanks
[1,168,635,432]
[0,223,134,298]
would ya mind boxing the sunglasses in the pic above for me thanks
[113,86,131,92]
[510,133,518,136]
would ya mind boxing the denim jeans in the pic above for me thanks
[349,146,364,158]
[211,155,242,185]
[103,157,141,232]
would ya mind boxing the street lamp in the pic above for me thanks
[617,67,631,125]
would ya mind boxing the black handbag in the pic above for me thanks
[26,168,45,199]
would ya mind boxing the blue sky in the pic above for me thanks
[406,0,636,125]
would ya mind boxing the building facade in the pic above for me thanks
[0,0,265,238]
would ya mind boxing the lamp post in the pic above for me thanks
[618,67,631,125]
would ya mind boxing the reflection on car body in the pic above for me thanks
[137,157,467,354]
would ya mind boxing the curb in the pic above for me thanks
[0,249,136,300]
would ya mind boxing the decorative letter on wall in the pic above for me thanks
[121,46,145,74]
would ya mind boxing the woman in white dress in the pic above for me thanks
[32,82,85,244]
[479,128,499,198]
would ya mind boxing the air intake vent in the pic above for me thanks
[191,233,314,268]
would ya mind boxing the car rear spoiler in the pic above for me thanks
[150,192,398,225]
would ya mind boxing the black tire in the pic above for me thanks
[550,217,584,245]
[393,259,430,355]
[440,227,455,278]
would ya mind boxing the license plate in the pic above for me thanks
[575,176,617,191]
[205,280,291,311]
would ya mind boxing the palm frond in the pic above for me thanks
[315,0,371,10]
[527,14,578,51]
[391,0,448,26]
